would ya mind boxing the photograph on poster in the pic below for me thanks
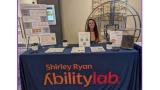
[32,28,41,34]
[40,16,48,22]
[21,9,30,16]
[42,27,50,33]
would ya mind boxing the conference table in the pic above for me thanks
[20,44,141,90]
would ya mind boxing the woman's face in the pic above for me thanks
[88,20,95,30]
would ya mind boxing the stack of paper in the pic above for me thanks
[90,47,105,52]
[134,42,142,46]
[45,48,64,53]
[71,47,85,53]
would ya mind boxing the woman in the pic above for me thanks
[87,19,99,44]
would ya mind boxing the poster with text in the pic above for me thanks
[79,32,90,47]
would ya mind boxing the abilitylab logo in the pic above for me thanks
[43,71,119,87]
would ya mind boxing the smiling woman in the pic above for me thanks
[86,19,99,43]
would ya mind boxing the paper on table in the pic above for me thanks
[32,28,42,34]
[90,47,105,52]
[45,48,64,53]
[71,47,85,53]
[134,42,142,46]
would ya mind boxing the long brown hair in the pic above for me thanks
[87,19,99,40]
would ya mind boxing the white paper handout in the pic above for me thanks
[134,42,142,46]
[39,33,56,46]
[90,47,105,52]
[79,32,90,47]
[71,47,85,53]
[45,48,64,53]
[29,35,39,44]
[109,31,123,47]
[21,4,50,36]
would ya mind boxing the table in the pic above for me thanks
[134,43,142,90]
[20,45,141,90]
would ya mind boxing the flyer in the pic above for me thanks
[79,32,90,47]
[109,31,123,47]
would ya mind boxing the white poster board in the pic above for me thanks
[39,33,56,46]
[109,31,123,47]
[29,35,39,44]
[21,4,50,36]
[90,47,105,52]
[79,32,90,47]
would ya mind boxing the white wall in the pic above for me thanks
[128,0,142,19]
[60,0,92,44]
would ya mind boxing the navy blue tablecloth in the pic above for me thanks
[20,45,141,90]
[134,43,142,90]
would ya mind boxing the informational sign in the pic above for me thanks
[47,5,56,25]
[90,47,105,52]
[39,33,56,46]
[109,31,123,47]
[29,35,39,44]
[71,47,85,53]
[21,4,50,36]
[79,32,90,47]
